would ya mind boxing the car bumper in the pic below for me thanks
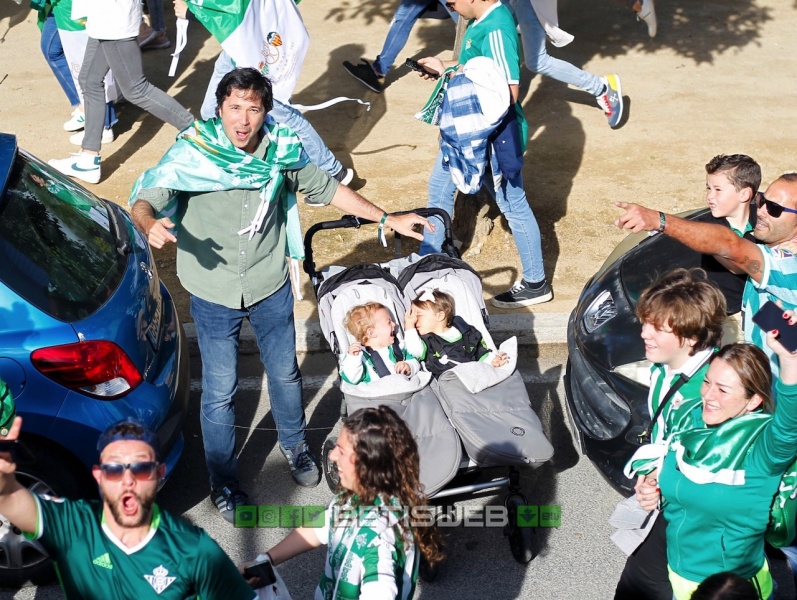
[564,312,641,496]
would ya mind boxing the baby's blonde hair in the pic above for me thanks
[344,302,388,344]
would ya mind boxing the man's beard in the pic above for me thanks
[104,488,157,528]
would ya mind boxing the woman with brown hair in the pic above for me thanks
[248,406,443,599]
[627,335,797,599]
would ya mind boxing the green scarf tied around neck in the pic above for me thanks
[129,115,309,259]
[626,397,797,547]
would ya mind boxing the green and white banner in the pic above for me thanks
[186,0,309,103]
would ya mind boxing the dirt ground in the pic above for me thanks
[1,0,796,324]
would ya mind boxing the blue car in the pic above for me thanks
[0,134,189,585]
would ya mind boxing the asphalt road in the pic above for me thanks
[10,345,795,600]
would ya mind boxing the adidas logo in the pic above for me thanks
[93,553,113,570]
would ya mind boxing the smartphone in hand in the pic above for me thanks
[243,558,277,586]
[752,300,797,353]
[405,58,440,79]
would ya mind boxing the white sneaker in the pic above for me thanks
[48,153,101,185]
[63,108,85,132]
[69,129,115,146]
[636,0,657,38]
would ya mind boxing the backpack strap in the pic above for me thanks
[390,338,404,362]
[364,347,392,378]
[637,353,713,445]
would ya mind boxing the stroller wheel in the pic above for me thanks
[322,437,340,491]
[504,493,536,564]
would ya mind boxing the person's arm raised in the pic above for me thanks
[614,201,766,283]
[329,185,434,242]
[0,418,39,534]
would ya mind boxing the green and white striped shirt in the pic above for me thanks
[313,495,418,600]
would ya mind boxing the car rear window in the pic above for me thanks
[0,153,125,322]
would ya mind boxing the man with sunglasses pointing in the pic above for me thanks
[615,173,797,378]
[0,418,255,599]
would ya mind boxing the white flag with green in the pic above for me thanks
[186,0,309,103]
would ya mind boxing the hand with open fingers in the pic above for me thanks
[634,472,660,512]
[405,307,418,330]
[614,201,661,233]
[385,213,434,242]
[418,57,444,79]
[146,217,177,249]
[0,417,22,475]
[348,342,362,356]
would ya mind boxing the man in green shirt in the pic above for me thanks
[0,418,256,599]
[130,68,432,523]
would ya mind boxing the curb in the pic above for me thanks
[183,312,571,356]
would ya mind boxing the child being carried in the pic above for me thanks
[405,289,508,377]
[340,302,420,384]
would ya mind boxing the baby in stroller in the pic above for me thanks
[341,302,419,383]
[306,212,552,564]
[405,288,508,376]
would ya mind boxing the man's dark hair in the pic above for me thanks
[778,172,797,184]
[705,154,761,195]
[214,68,273,116]
[97,418,160,460]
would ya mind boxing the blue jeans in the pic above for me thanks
[190,280,306,490]
[41,14,80,108]
[42,16,118,129]
[420,148,545,283]
[144,0,165,31]
[200,51,343,175]
[508,0,603,96]
[373,0,457,76]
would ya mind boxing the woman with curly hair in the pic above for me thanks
[248,406,443,599]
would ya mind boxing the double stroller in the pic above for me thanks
[303,209,554,565]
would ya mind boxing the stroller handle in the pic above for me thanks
[302,207,457,278]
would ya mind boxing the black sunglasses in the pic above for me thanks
[99,461,159,481]
[756,192,797,218]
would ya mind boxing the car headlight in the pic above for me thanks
[612,360,652,387]
[582,290,617,334]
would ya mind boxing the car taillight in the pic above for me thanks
[31,340,143,399]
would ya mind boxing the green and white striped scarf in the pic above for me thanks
[129,115,309,259]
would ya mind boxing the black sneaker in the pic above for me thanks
[491,280,553,309]
[280,441,321,487]
[342,59,384,93]
[210,486,249,524]
[333,167,354,186]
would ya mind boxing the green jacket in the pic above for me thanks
[659,380,797,584]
